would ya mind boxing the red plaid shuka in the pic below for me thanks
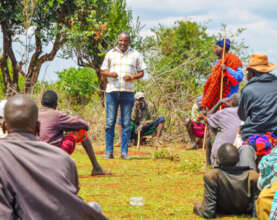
[68,129,88,143]
[201,53,242,110]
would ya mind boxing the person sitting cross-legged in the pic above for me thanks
[38,90,107,175]
[193,143,259,218]
[0,94,108,220]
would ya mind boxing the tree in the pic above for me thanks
[62,0,142,100]
[137,21,248,139]
[0,0,75,95]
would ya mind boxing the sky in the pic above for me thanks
[2,0,277,81]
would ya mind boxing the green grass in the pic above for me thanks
[72,144,256,220]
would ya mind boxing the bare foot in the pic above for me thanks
[91,167,111,176]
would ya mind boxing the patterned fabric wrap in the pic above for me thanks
[243,132,277,156]
[258,147,277,219]
[60,129,88,155]
[192,121,205,138]
[201,53,242,110]
[68,129,88,144]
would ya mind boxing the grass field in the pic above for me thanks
[72,144,256,220]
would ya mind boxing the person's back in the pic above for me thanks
[238,53,277,140]
[0,133,106,220]
[39,107,88,147]
[194,143,259,218]
[0,95,107,219]
[207,167,258,215]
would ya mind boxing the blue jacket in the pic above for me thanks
[238,73,277,140]
[214,59,244,97]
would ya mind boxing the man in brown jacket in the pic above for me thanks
[0,95,108,220]
[193,143,259,218]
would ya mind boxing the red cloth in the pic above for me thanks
[192,121,205,138]
[60,129,88,155]
[201,53,242,110]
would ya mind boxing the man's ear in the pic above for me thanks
[35,121,40,136]
[2,120,7,134]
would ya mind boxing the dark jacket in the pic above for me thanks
[238,73,277,140]
[194,167,259,218]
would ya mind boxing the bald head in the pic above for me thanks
[4,95,38,134]
[217,143,239,168]
[231,93,240,107]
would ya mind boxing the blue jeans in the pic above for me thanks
[105,92,134,155]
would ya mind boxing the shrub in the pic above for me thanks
[56,67,98,104]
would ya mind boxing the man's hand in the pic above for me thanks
[221,64,227,72]
[136,124,143,133]
[110,72,118,79]
[123,74,134,81]
[220,97,231,105]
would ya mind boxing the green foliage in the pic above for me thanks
[56,67,98,104]
[153,149,180,161]
[62,0,142,92]
[0,0,76,94]
[137,20,249,139]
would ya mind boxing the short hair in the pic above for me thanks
[119,32,130,40]
[4,95,38,131]
[41,90,58,108]
[217,143,239,167]
[231,93,240,107]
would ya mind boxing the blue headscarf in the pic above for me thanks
[216,38,231,51]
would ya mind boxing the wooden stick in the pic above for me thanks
[219,36,226,110]
[202,124,207,151]
[137,130,141,149]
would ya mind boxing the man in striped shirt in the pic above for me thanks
[101,32,146,160]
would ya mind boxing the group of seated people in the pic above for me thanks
[191,53,277,219]
[0,89,166,219]
[1,53,277,219]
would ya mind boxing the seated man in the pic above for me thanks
[256,147,277,219]
[0,95,107,219]
[38,90,106,175]
[207,93,241,166]
[237,53,277,170]
[185,96,205,150]
[117,92,165,145]
[194,143,259,218]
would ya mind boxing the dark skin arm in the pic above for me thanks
[208,97,231,115]
[100,70,144,81]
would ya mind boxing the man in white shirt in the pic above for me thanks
[101,32,146,160]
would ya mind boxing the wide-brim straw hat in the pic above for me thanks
[246,53,275,73]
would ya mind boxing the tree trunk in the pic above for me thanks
[95,68,106,105]
[0,23,19,96]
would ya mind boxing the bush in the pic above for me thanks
[56,67,98,104]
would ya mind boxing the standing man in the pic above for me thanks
[201,38,243,110]
[101,32,146,160]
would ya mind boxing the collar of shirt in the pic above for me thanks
[113,46,132,55]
